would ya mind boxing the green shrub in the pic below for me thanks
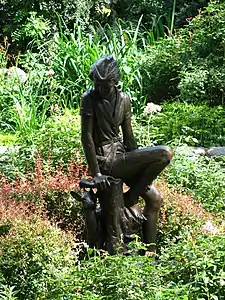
[1,20,147,118]
[178,67,209,104]
[0,108,83,179]
[113,0,209,28]
[177,1,225,105]
[0,133,18,146]
[160,231,225,300]
[134,102,225,147]
[56,252,190,300]
[48,230,225,299]
[0,51,65,135]
[139,37,183,103]
[0,284,18,300]
[0,216,77,300]
[166,146,225,213]
[138,1,225,106]
[0,151,87,240]
[11,12,51,49]
[179,64,225,105]
[44,190,85,238]
[0,0,106,52]
[28,109,84,167]
[182,1,225,61]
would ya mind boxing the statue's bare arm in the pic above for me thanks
[121,109,137,152]
[81,114,100,177]
[81,114,111,189]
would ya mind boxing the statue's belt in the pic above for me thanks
[98,136,122,147]
[96,137,123,174]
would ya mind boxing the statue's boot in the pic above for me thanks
[141,186,163,254]
[142,212,158,253]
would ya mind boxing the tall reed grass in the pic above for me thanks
[48,18,147,113]
[0,9,175,139]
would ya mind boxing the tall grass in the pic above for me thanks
[11,87,50,141]
[0,11,176,139]
[0,44,64,139]
[170,0,176,34]
[0,66,59,140]
[47,18,147,113]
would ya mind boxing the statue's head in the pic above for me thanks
[89,54,121,96]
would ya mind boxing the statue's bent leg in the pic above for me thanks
[111,146,173,207]
[141,185,163,253]
[110,146,172,253]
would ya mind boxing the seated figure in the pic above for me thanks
[80,54,173,254]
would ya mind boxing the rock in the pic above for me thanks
[7,67,27,83]
[175,145,206,156]
[206,147,225,157]
[0,67,27,82]
[193,147,206,156]
[0,146,9,155]
[0,146,20,162]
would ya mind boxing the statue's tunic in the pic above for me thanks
[80,87,132,174]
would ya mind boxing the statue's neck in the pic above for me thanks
[105,87,116,102]
[96,87,116,102]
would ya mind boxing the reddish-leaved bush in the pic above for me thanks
[155,180,223,248]
[0,155,88,234]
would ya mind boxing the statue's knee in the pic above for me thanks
[143,186,163,213]
[152,192,163,211]
[160,146,173,165]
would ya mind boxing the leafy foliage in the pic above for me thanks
[139,37,183,103]
[160,231,225,300]
[0,133,17,146]
[175,1,225,105]
[0,154,87,236]
[156,180,211,248]
[0,1,225,299]
[27,109,84,166]
[11,12,51,49]
[0,216,77,300]
[134,102,225,147]
[0,48,64,135]
[0,0,109,51]
[54,252,190,300]
[1,0,209,52]
[47,19,145,112]
[0,109,85,178]
[113,0,209,27]
[138,0,225,106]
[166,146,225,213]
[0,285,18,300]
[42,229,225,300]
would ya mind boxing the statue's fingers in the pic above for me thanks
[97,182,102,191]
[100,180,106,190]
[107,176,115,183]
[105,179,111,188]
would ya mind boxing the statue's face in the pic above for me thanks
[94,78,115,97]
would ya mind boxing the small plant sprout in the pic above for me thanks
[143,102,162,145]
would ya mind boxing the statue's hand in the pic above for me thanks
[93,173,114,190]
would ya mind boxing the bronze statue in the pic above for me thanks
[79,54,173,255]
